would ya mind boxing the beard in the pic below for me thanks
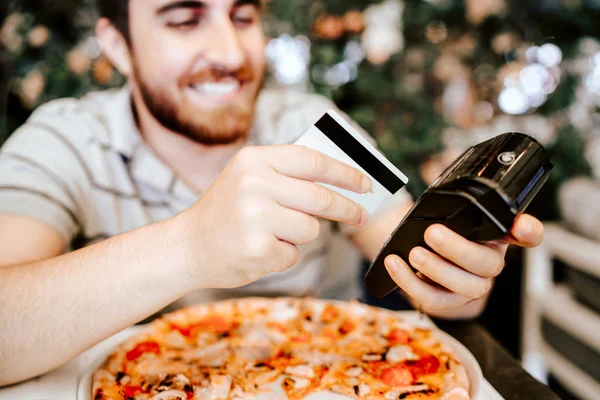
[133,62,262,146]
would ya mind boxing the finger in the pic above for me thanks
[267,145,372,194]
[271,207,321,246]
[424,224,505,279]
[487,214,545,247]
[384,254,471,310]
[273,176,368,227]
[508,214,544,248]
[271,240,301,273]
[408,247,493,300]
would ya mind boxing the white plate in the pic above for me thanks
[77,316,483,399]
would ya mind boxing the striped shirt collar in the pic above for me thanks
[104,85,142,160]
[104,86,198,200]
[101,85,273,200]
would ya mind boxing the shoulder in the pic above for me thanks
[0,88,129,181]
[7,88,124,150]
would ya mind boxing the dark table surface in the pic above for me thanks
[436,319,561,400]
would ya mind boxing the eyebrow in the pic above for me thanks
[156,0,261,14]
[157,1,205,14]
[233,0,261,8]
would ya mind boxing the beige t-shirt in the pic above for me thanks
[0,86,411,300]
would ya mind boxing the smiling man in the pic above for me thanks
[0,0,544,386]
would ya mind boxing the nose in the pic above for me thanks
[204,16,245,71]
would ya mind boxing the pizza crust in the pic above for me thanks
[440,358,470,400]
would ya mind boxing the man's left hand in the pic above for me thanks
[384,214,544,310]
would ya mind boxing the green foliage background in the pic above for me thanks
[2,0,598,220]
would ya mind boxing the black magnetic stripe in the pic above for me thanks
[315,113,405,193]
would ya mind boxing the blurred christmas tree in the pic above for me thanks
[264,0,600,220]
[3,0,600,220]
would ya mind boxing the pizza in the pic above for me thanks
[92,298,471,400]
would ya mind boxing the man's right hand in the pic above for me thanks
[174,145,372,289]
[0,144,371,386]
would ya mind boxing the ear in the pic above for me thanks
[96,18,133,77]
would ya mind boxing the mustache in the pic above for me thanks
[183,64,254,85]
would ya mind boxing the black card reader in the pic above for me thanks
[364,132,553,298]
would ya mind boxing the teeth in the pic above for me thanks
[191,81,240,95]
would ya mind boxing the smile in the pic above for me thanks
[189,81,242,96]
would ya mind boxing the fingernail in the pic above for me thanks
[359,208,369,227]
[360,176,372,193]
[428,226,444,245]
[410,248,426,266]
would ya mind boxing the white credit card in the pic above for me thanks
[294,110,408,214]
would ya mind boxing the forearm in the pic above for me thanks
[0,217,195,386]
[349,201,413,261]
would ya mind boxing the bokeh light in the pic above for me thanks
[82,36,102,59]
[498,43,563,114]
[498,87,530,115]
[537,43,562,67]
[266,34,310,85]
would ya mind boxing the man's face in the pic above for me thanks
[127,0,266,145]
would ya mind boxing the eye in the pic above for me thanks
[167,18,201,29]
[231,5,259,27]
[165,10,204,30]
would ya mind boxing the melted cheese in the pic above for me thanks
[386,345,418,363]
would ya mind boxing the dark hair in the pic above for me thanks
[96,0,130,42]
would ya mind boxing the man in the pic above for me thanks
[0,0,543,386]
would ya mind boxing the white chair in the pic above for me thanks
[522,223,600,400]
